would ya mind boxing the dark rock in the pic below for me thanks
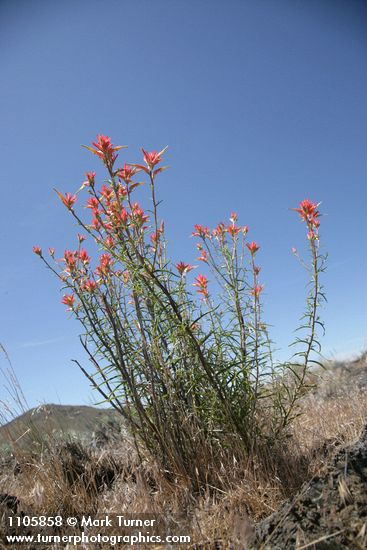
[251,423,367,549]
[0,494,19,514]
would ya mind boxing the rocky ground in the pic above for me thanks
[252,424,367,549]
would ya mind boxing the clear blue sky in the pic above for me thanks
[1,0,366,409]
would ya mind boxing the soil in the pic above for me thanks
[252,424,367,549]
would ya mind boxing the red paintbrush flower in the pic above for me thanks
[144,147,166,168]
[100,185,114,202]
[192,224,210,238]
[226,224,241,237]
[134,147,168,174]
[176,261,194,275]
[251,284,264,298]
[56,191,77,210]
[79,249,90,265]
[117,163,140,183]
[131,203,149,226]
[294,199,320,226]
[197,250,208,262]
[83,135,126,166]
[86,197,100,210]
[212,223,225,238]
[84,279,97,293]
[83,171,96,187]
[61,294,75,308]
[193,274,209,298]
[247,241,260,255]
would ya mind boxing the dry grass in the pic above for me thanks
[0,354,367,547]
[293,355,367,463]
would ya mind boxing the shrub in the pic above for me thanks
[34,135,325,491]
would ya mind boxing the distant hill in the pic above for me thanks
[0,404,124,452]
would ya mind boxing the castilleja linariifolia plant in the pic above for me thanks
[34,135,326,491]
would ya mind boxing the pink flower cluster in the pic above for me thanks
[33,135,170,310]
[33,135,320,318]
[191,214,262,299]
[193,274,209,298]
[192,213,248,241]
[294,199,321,240]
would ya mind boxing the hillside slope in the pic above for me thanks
[0,404,123,452]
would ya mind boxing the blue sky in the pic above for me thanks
[0,0,366,409]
